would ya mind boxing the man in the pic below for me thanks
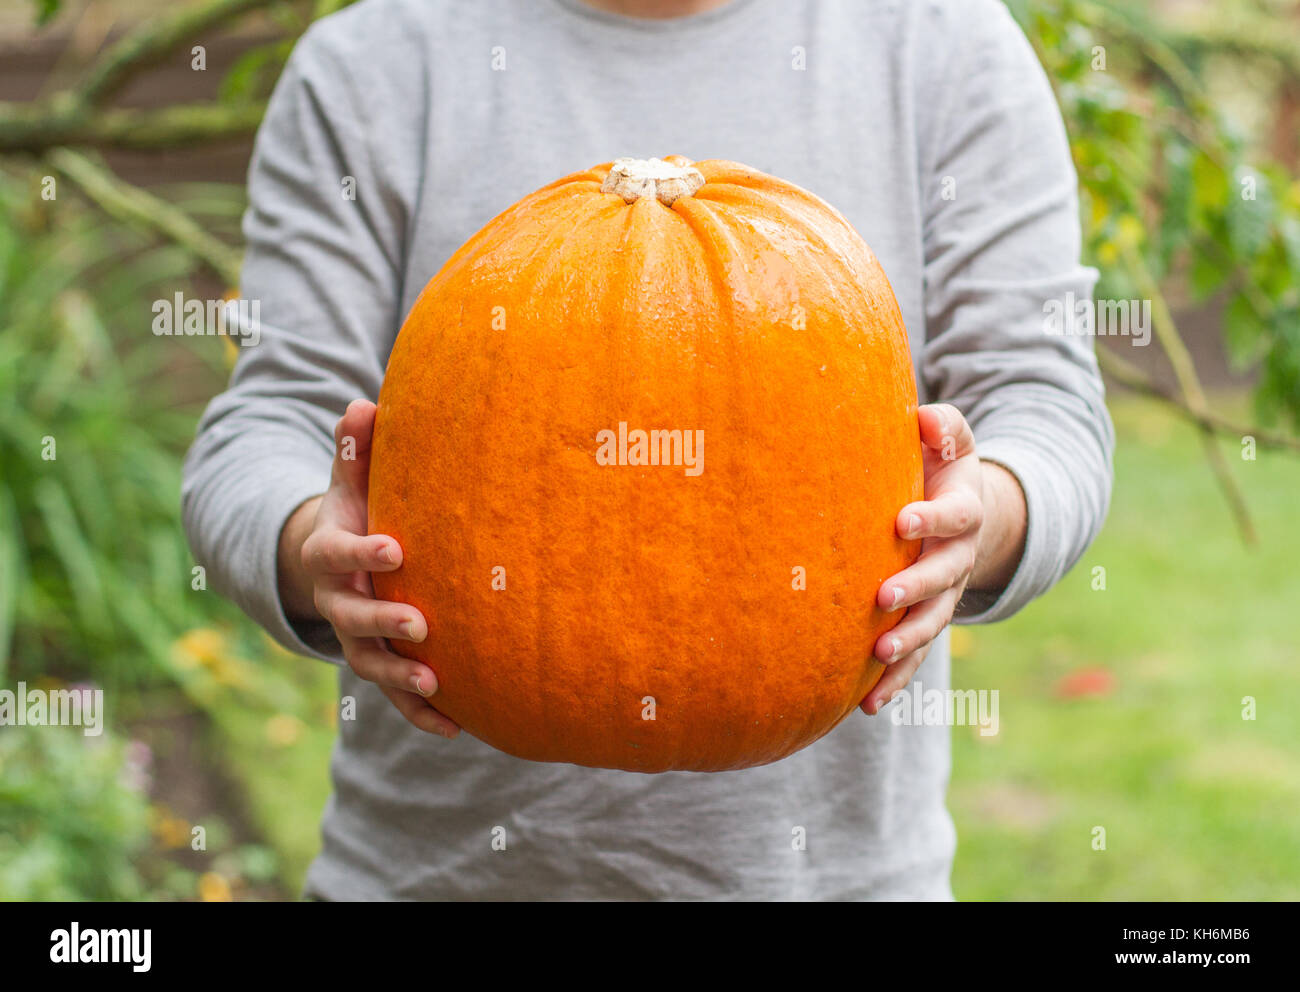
[183,0,1113,899]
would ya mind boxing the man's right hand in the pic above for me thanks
[277,399,460,738]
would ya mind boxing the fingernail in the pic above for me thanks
[378,544,393,564]
[888,585,906,609]
[410,673,431,696]
[885,636,903,660]
[905,513,922,538]
[401,620,425,643]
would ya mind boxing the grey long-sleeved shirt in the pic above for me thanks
[182,0,1113,900]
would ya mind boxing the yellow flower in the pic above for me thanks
[208,655,253,690]
[1116,213,1144,250]
[265,713,305,747]
[173,628,227,669]
[151,808,191,850]
[1089,193,1108,229]
[171,628,254,689]
[949,627,975,660]
[198,872,233,902]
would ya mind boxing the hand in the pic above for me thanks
[278,399,460,738]
[859,403,1026,715]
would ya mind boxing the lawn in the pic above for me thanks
[949,394,1300,900]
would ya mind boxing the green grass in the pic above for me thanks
[950,394,1300,900]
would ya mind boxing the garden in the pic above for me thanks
[1,0,1297,900]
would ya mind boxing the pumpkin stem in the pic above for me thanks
[600,157,705,207]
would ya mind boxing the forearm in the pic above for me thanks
[277,495,324,622]
[969,461,1027,593]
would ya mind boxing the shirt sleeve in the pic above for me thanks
[181,26,405,662]
[917,0,1116,624]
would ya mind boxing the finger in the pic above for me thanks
[878,539,978,611]
[331,399,377,496]
[379,683,461,738]
[918,403,976,461]
[875,587,960,663]
[897,489,984,540]
[860,644,931,715]
[302,528,402,576]
[315,584,428,641]
[343,635,438,695]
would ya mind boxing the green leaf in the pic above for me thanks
[218,40,293,104]
[1191,152,1229,214]
[32,478,111,638]
[1281,216,1300,275]
[1227,167,1275,260]
[1222,293,1263,369]
[30,0,60,27]
[219,46,277,104]
[1188,251,1227,303]
[1159,143,1193,268]
[0,484,23,675]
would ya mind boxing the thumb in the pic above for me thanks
[331,398,377,496]
[918,403,975,460]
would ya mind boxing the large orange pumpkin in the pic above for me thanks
[370,156,922,773]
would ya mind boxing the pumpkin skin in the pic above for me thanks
[369,156,922,773]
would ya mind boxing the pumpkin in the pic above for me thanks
[369,156,922,773]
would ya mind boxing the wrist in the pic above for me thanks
[277,494,324,621]
[970,461,1027,592]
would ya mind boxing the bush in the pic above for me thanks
[0,724,152,900]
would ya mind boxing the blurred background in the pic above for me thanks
[0,0,1297,901]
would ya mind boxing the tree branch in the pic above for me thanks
[0,101,266,153]
[47,147,243,287]
[1096,346,1300,454]
[1165,18,1300,79]
[0,0,278,154]
[79,0,279,106]
[1123,242,1259,544]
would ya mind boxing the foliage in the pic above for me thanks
[1009,0,1300,429]
[0,169,236,686]
[0,726,151,900]
[29,0,61,28]
[0,170,333,896]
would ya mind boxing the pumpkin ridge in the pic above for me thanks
[669,195,775,762]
